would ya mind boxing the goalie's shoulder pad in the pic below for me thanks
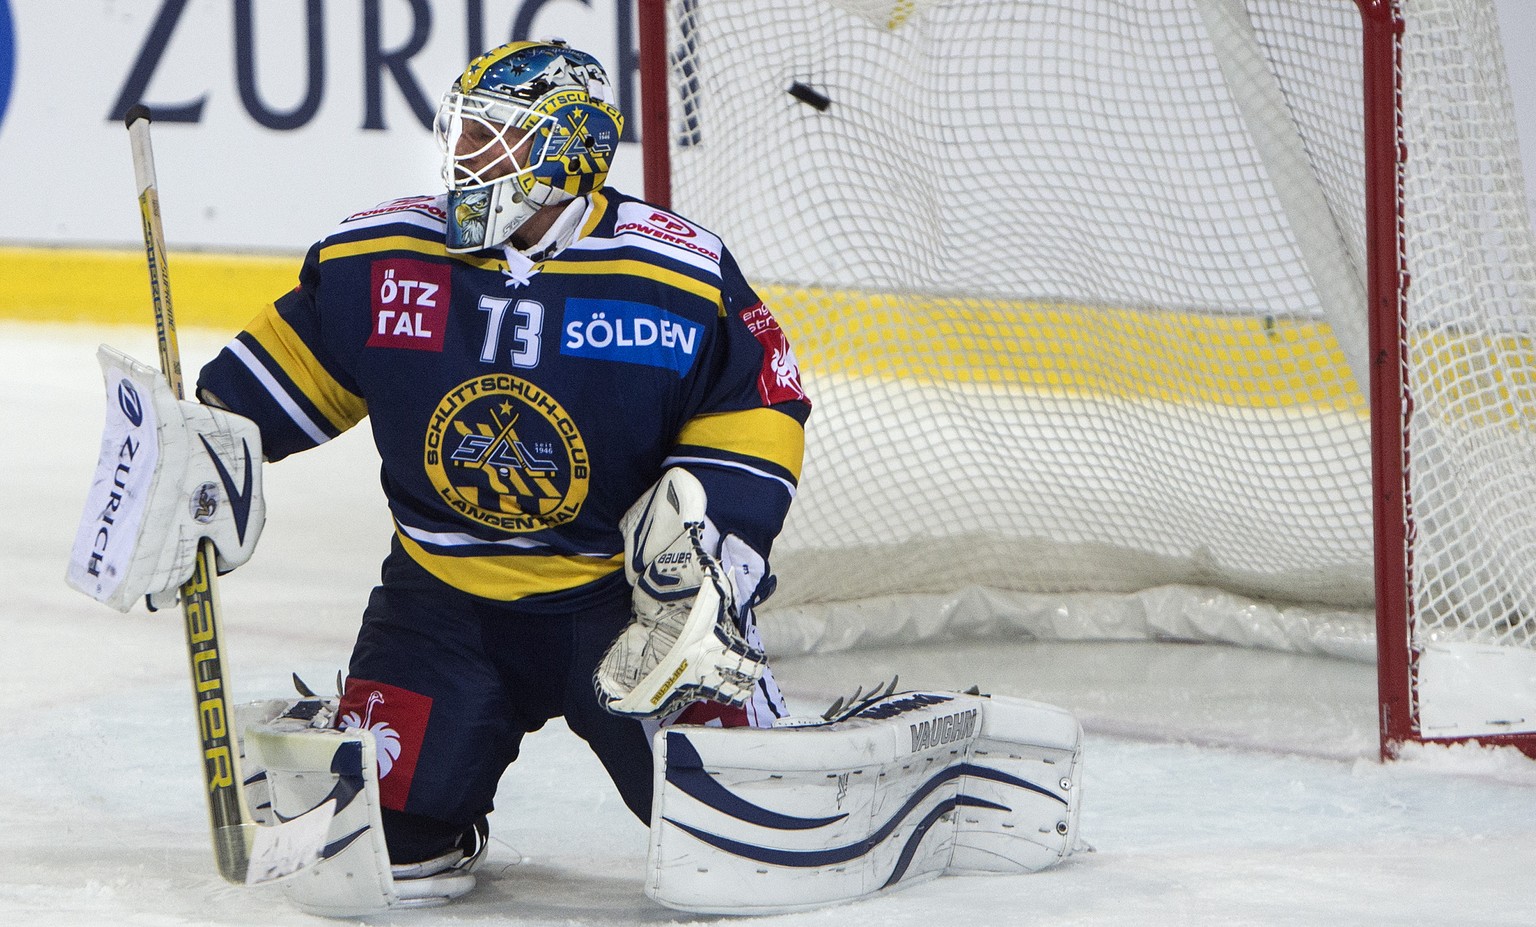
[66,345,266,612]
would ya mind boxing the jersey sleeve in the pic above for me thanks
[669,247,812,556]
[195,242,368,462]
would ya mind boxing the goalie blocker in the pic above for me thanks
[66,346,265,611]
[648,689,1085,914]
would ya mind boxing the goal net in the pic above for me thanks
[637,0,1536,755]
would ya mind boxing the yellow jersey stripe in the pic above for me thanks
[319,234,507,272]
[540,258,725,314]
[581,192,610,239]
[396,530,624,600]
[677,408,805,481]
[319,234,440,263]
[244,305,368,432]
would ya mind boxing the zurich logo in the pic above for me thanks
[0,0,13,130]
[118,380,145,427]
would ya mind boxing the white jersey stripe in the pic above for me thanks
[394,518,614,557]
[661,456,799,497]
[567,229,723,277]
[396,520,549,550]
[227,339,332,446]
[339,205,446,236]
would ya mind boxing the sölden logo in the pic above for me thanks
[368,258,451,351]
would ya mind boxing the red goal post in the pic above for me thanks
[636,0,1536,759]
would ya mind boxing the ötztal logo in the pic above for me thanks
[368,258,451,351]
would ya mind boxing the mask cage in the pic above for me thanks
[435,91,558,192]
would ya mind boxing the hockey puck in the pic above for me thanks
[787,81,831,112]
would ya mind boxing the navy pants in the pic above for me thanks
[339,541,653,862]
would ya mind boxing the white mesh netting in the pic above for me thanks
[653,0,1536,693]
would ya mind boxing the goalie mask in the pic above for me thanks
[435,39,624,253]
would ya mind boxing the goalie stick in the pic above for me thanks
[125,105,335,885]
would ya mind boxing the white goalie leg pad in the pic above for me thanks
[233,697,320,828]
[646,691,1084,915]
[244,707,477,917]
[596,468,767,717]
[66,345,265,612]
[951,696,1086,875]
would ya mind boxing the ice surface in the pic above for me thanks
[5,322,1536,926]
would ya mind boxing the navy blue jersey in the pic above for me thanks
[197,188,810,604]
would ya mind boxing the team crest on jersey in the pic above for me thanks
[424,374,590,533]
[740,303,809,406]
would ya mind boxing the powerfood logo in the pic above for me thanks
[0,0,14,130]
[424,374,589,533]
